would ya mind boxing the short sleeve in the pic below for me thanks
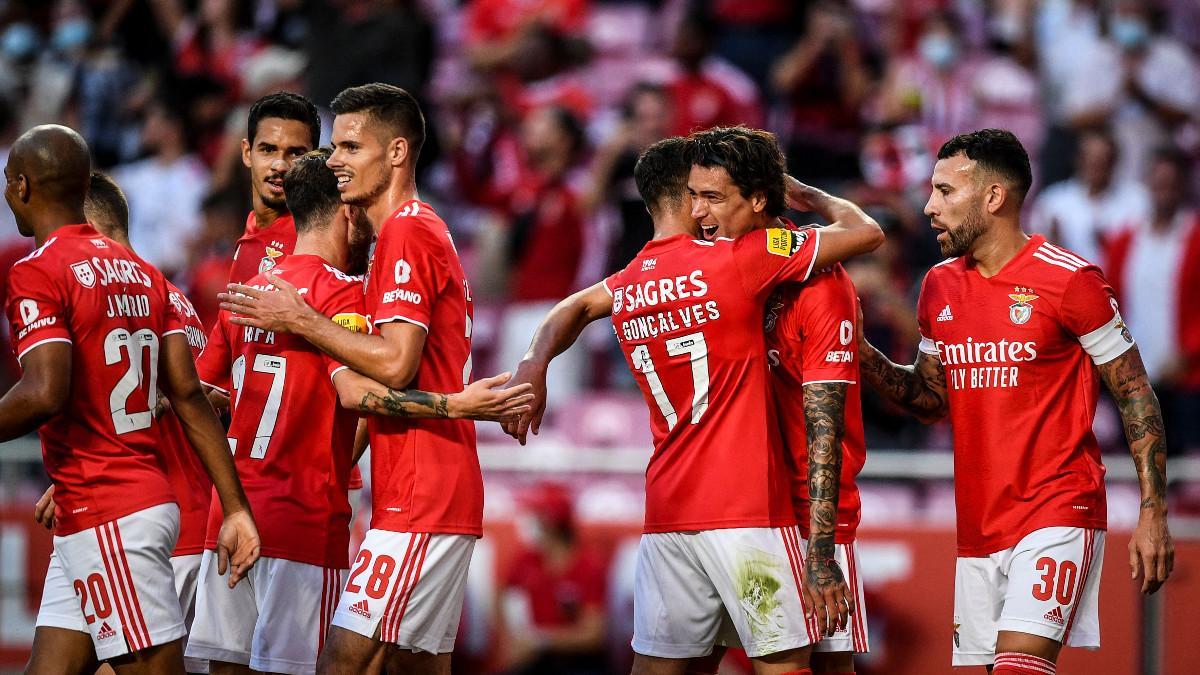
[915,271,940,357]
[195,315,233,394]
[796,271,858,384]
[732,227,820,298]
[369,224,445,332]
[5,262,71,362]
[161,286,187,340]
[1061,267,1135,365]
[317,280,370,380]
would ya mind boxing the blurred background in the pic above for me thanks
[0,0,1198,673]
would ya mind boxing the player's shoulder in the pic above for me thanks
[381,200,453,250]
[1026,237,1099,277]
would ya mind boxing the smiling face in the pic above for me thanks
[688,164,764,241]
[243,117,314,212]
[925,153,989,258]
[327,112,393,208]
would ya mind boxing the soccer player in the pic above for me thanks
[6,125,259,674]
[189,148,531,675]
[857,129,1174,673]
[229,91,320,285]
[683,127,870,674]
[504,131,883,675]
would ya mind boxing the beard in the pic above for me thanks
[939,204,987,258]
[345,207,374,276]
[342,169,390,208]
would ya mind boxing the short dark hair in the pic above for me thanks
[687,126,787,217]
[247,91,320,148]
[635,137,692,217]
[85,171,129,237]
[937,129,1033,203]
[331,83,426,161]
[1149,144,1190,177]
[283,148,341,233]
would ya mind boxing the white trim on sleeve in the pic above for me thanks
[329,365,350,381]
[601,279,614,296]
[162,329,187,338]
[200,381,229,395]
[373,314,430,332]
[801,228,822,281]
[1079,311,1135,365]
[801,378,857,386]
[918,335,940,356]
[18,337,72,362]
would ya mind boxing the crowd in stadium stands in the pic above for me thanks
[0,0,1199,457]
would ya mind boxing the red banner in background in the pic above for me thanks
[2,510,1197,674]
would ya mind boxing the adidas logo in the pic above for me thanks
[349,599,371,619]
[97,621,117,640]
[936,305,954,322]
[1043,606,1065,625]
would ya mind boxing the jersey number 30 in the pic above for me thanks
[629,332,710,430]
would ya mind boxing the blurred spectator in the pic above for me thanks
[163,0,265,100]
[1105,148,1200,454]
[661,11,762,136]
[494,106,588,399]
[876,11,981,147]
[464,0,590,73]
[183,189,245,328]
[496,482,607,675]
[1034,0,1105,184]
[586,83,671,273]
[1063,0,1200,184]
[972,8,1044,157]
[706,0,800,87]
[113,100,210,277]
[1029,127,1150,265]
[770,1,869,186]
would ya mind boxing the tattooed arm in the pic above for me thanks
[802,382,854,637]
[333,369,534,422]
[858,338,948,423]
[1096,347,1174,594]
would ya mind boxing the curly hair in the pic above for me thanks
[687,126,787,217]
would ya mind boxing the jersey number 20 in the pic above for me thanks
[104,328,160,435]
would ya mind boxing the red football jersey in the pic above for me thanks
[604,228,821,532]
[159,282,213,555]
[917,235,1133,556]
[764,265,866,543]
[228,212,296,285]
[196,255,366,567]
[363,200,479,536]
[4,224,182,534]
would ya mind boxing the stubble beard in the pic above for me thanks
[940,204,987,258]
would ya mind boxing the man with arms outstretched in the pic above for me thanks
[218,84,488,675]
[857,129,1173,673]
[504,131,882,675]
[7,126,259,675]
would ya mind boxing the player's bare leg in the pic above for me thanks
[749,646,812,674]
[684,645,725,673]
[24,626,98,675]
[810,651,854,673]
[208,661,254,675]
[631,653,691,675]
[316,626,390,675]
[988,631,1061,673]
[384,649,450,674]
[104,638,186,675]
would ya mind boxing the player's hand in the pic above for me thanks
[448,372,535,422]
[154,391,171,419]
[502,360,548,445]
[216,509,261,589]
[33,485,56,530]
[219,274,313,334]
[1129,511,1173,594]
[784,175,818,212]
[802,555,854,637]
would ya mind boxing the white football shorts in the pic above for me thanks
[633,526,815,659]
[185,553,346,675]
[329,529,475,655]
[34,502,186,661]
[953,526,1105,666]
[170,552,205,673]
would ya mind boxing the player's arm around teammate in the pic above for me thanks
[159,330,261,587]
[855,321,948,424]
[1094,348,1174,593]
[334,368,533,421]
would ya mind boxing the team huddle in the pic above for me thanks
[0,84,1174,675]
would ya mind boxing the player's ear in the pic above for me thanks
[389,136,408,168]
[16,173,29,203]
[984,182,1006,215]
[241,139,252,168]
[750,190,767,214]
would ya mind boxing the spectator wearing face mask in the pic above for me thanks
[1063,1,1200,184]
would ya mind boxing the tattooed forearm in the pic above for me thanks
[1097,347,1167,512]
[358,389,450,418]
[858,341,948,422]
[804,382,847,574]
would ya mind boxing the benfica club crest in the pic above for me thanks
[70,261,96,288]
[1008,287,1039,325]
[258,246,285,274]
